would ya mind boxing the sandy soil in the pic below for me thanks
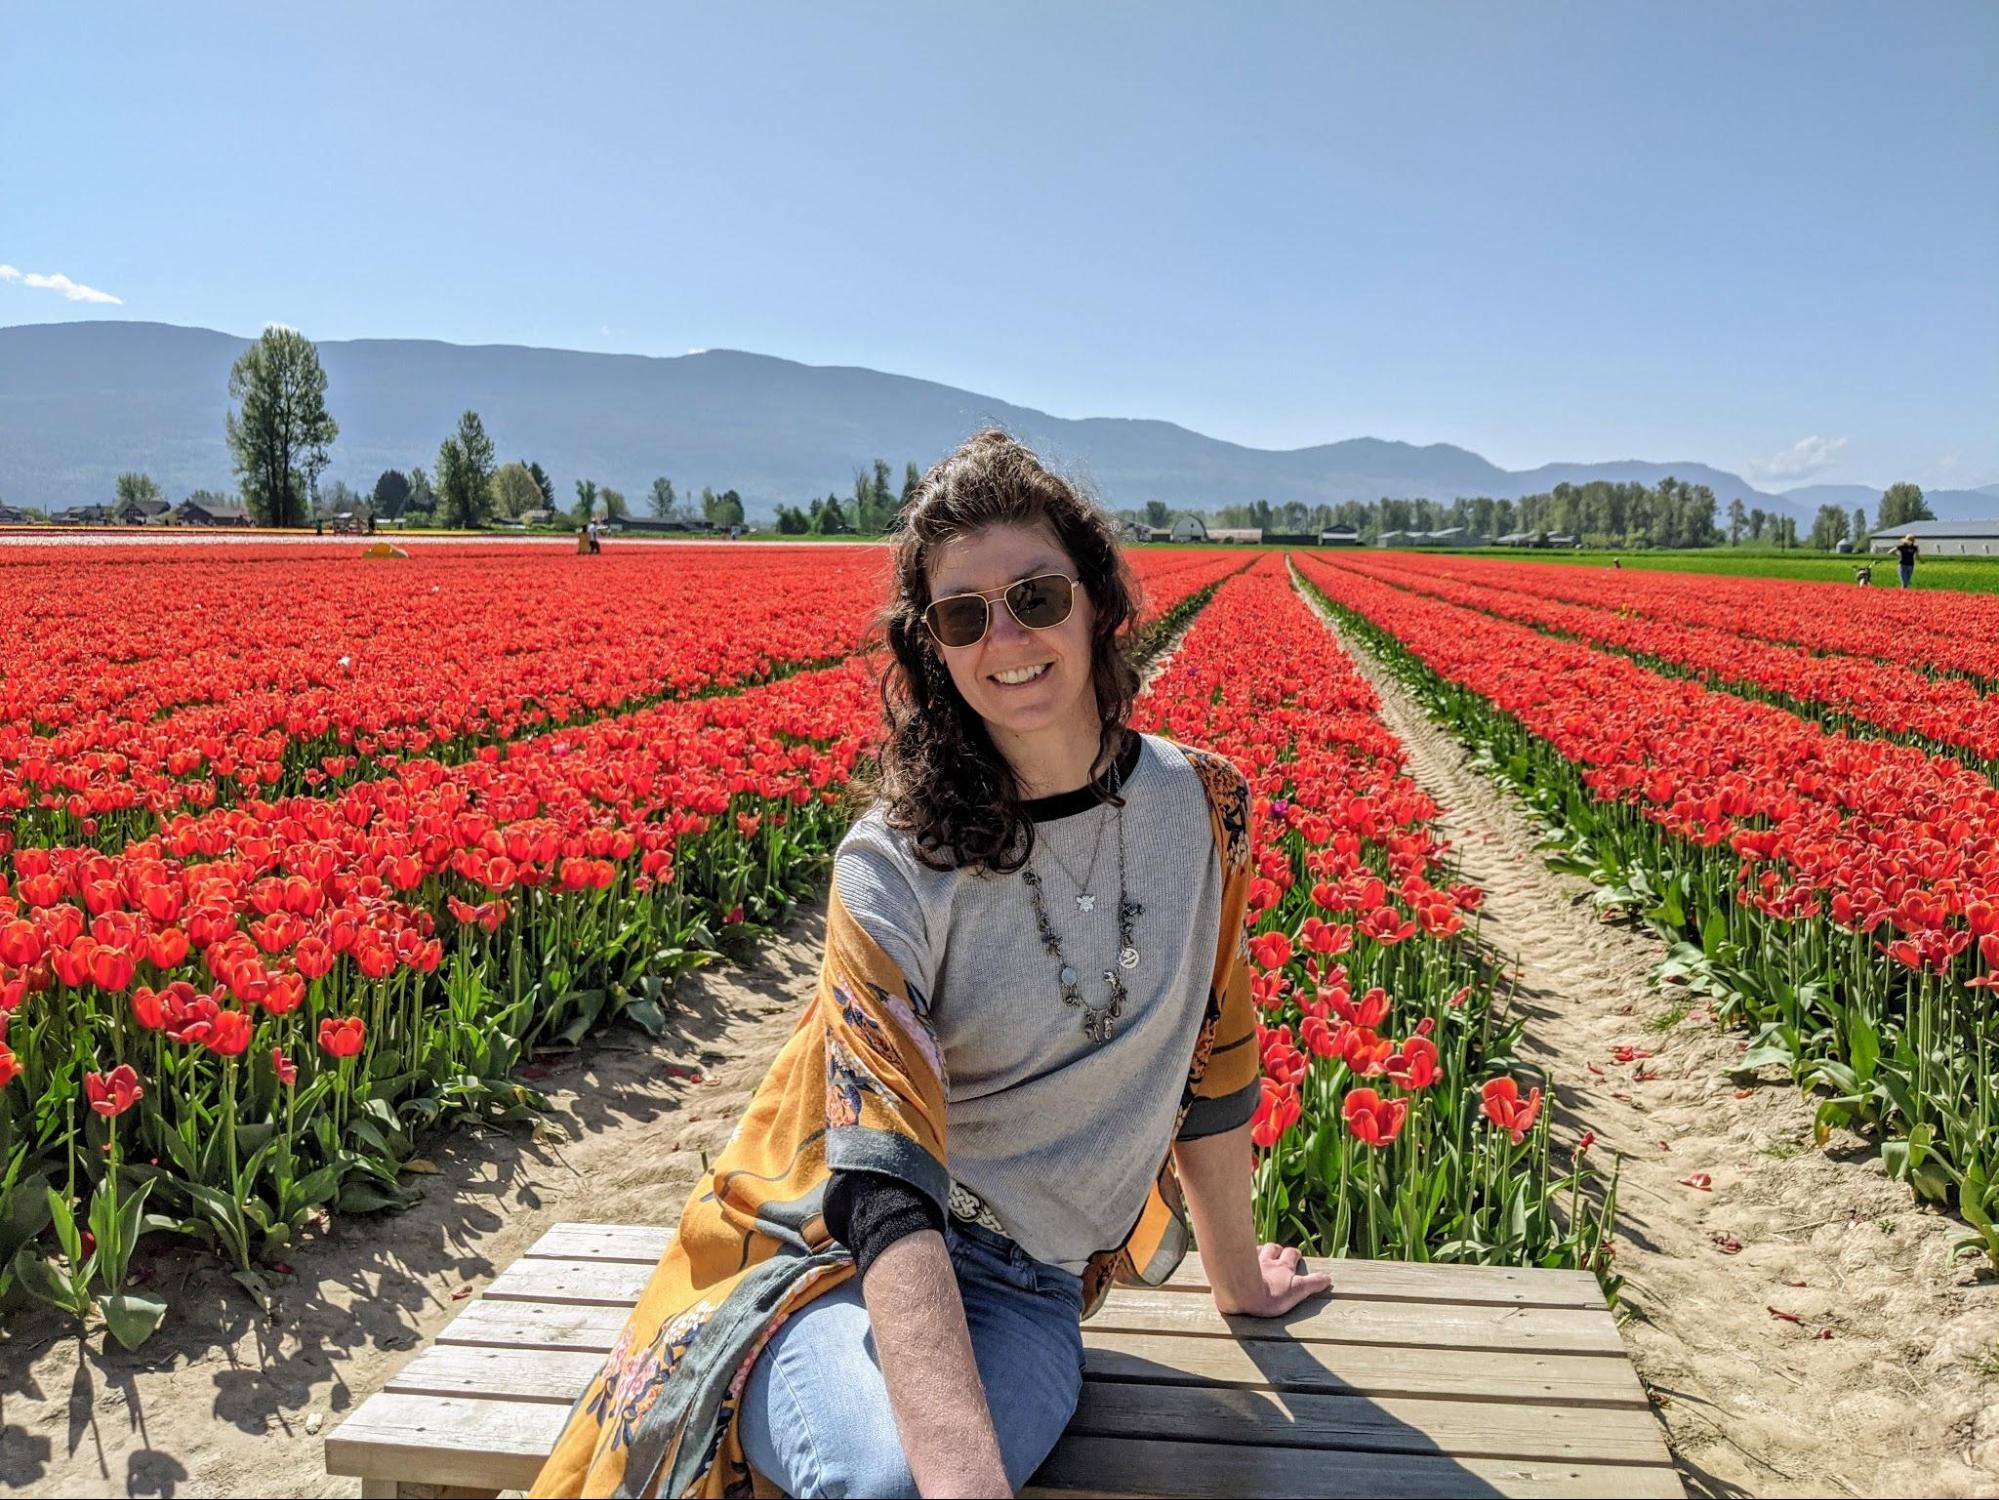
[1293,568,1999,1499]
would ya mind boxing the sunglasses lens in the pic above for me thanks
[927,595,990,647]
[1008,574,1074,629]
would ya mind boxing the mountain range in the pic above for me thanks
[1,320,1992,524]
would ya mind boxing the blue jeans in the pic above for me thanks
[738,1221,1085,1498]
[1899,563,1914,588]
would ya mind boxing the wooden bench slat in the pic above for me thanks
[526,1224,1606,1309]
[1027,1434,1686,1499]
[1080,1330,1648,1409]
[1068,1378,1673,1466]
[1088,1287,1627,1356]
[435,1298,630,1353]
[386,1344,605,1404]
[487,1259,1621,1355]
[1174,1252,1605,1309]
[324,1393,564,1490]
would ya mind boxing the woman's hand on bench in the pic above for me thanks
[1210,1241,1333,1319]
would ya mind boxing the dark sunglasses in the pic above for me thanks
[923,572,1079,649]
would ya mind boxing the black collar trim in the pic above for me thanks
[1021,731,1144,823]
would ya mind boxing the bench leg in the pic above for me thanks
[359,1484,501,1499]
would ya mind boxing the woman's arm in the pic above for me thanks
[862,1229,1012,1498]
[1173,1119,1331,1316]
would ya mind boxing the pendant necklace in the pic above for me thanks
[1021,757,1143,1044]
[1038,793,1110,912]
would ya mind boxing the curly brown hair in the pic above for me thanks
[869,429,1143,874]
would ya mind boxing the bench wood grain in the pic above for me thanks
[326,1221,1680,1498]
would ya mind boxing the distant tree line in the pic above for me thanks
[1117,476,1941,553]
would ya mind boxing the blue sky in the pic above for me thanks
[4,2,1994,490]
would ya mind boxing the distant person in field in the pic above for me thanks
[1895,534,1919,588]
[1854,562,1873,586]
[530,429,1326,1500]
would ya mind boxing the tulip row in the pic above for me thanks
[0,544,897,849]
[0,545,1244,1347]
[1357,547,1999,687]
[1294,552,1999,1269]
[1133,556,1615,1271]
[1329,550,1999,767]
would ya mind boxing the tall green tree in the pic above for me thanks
[900,461,922,517]
[1852,506,1869,546]
[573,479,600,524]
[526,460,556,508]
[372,469,412,520]
[648,476,678,518]
[1809,504,1850,551]
[703,488,745,528]
[435,410,497,529]
[1727,498,1747,544]
[600,486,628,521]
[225,326,338,527]
[1876,482,1933,532]
[490,461,545,518]
[815,496,848,535]
[404,465,436,521]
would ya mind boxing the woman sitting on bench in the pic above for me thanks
[531,429,1327,1499]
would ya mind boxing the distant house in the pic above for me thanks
[0,504,30,524]
[1168,514,1208,543]
[1317,524,1361,546]
[176,498,252,527]
[1120,519,1167,543]
[1545,533,1580,548]
[113,496,173,525]
[1378,529,1415,547]
[54,504,111,525]
[1493,530,1536,547]
[1421,526,1485,548]
[619,515,709,534]
[1868,518,1999,557]
[1207,527,1263,545]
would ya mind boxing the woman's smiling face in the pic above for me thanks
[925,521,1096,744]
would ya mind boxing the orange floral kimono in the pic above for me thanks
[529,746,1255,1498]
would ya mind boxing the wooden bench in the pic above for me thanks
[326,1221,1681,1498]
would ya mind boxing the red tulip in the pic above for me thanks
[1481,1077,1542,1144]
[318,1015,367,1059]
[1342,1088,1407,1147]
[271,1048,297,1086]
[84,1063,145,1118]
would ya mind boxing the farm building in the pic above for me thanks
[1868,518,1999,557]
[176,498,253,526]
[1378,527,1486,549]
[1317,524,1361,546]
[1207,527,1263,544]
[0,504,30,523]
[1119,520,1171,543]
[1168,514,1208,543]
[113,496,173,524]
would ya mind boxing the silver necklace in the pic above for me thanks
[1038,795,1111,911]
[1021,759,1143,1044]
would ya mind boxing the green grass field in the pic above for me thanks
[1421,546,1999,594]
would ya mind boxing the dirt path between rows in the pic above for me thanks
[2,600,1217,1500]
[1293,570,1999,1498]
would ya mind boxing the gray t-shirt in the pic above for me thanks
[831,731,1228,1272]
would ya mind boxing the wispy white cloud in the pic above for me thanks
[1747,434,1848,482]
[0,263,123,304]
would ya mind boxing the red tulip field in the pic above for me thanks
[0,539,1620,1354]
[8,536,1997,1495]
[1296,549,1999,1269]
